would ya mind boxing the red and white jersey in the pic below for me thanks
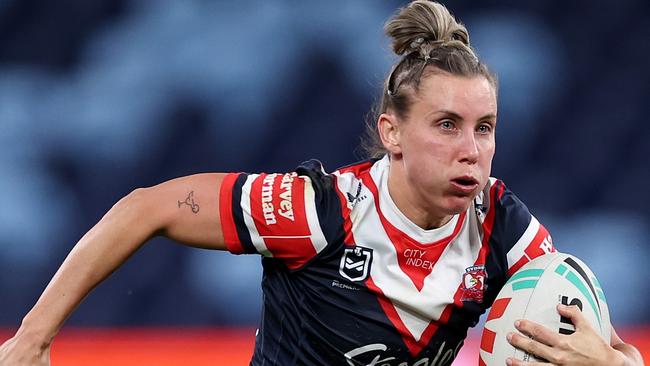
[219,155,555,366]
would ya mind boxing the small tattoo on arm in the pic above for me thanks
[178,191,200,214]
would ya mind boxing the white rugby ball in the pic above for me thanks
[479,252,611,366]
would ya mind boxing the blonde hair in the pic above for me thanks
[361,1,497,158]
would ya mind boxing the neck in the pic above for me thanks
[386,157,452,230]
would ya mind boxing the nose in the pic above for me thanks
[458,130,479,164]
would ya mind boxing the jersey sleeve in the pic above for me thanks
[218,160,343,270]
[481,178,556,278]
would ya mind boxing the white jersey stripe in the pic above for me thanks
[240,174,273,257]
[506,216,539,268]
[303,176,328,254]
[332,170,366,228]
[332,170,356,211]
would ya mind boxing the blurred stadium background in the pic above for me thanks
[0,0,648,364]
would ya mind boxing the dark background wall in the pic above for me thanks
[0,0,648,328]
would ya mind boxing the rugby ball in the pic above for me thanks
[479,253,611,366]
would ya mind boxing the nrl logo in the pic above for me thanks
[339,246,373,282]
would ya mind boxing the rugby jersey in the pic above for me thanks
[219,155,555,366]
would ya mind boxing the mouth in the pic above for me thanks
[450,176,479,194]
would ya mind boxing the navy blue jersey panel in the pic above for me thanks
[231,173,257,254]
[490,183,533,258]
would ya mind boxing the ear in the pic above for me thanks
[378,113,402,155]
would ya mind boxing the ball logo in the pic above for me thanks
[559,295,583,335]
[461,265,487,303]
[339,246,373,282]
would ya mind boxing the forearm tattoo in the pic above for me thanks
[178,191,200,214]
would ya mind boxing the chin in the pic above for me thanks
[443,197,473,215]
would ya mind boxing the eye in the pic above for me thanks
[476,122,493,134]
[439,120,455,130]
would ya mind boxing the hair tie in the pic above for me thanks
[409,37,426,51]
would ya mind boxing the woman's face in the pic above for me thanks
[384,72,497,219]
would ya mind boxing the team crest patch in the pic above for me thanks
[339,246,373,282]
[461,265,487,303]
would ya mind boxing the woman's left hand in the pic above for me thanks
[505,304,626,366]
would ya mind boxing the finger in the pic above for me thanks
[514,319,561,347]
[557,303,590,331]
[506,357,553,366]
[507,331,554,363]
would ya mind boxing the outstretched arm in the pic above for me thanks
[0,173,228,366]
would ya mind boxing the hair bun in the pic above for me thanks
[385,1,470,56]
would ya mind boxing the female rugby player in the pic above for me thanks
[0,1,644,365]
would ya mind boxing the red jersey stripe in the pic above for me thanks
[264,237,317,270]
[508,256,530,277]
[337,160,374,176]
[365,277,429,357]
[507,224,554,276]
[496,180,506,200]
[244,173,319,267]
[252,173,311,238]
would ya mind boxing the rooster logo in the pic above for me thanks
[461,265,487,303]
